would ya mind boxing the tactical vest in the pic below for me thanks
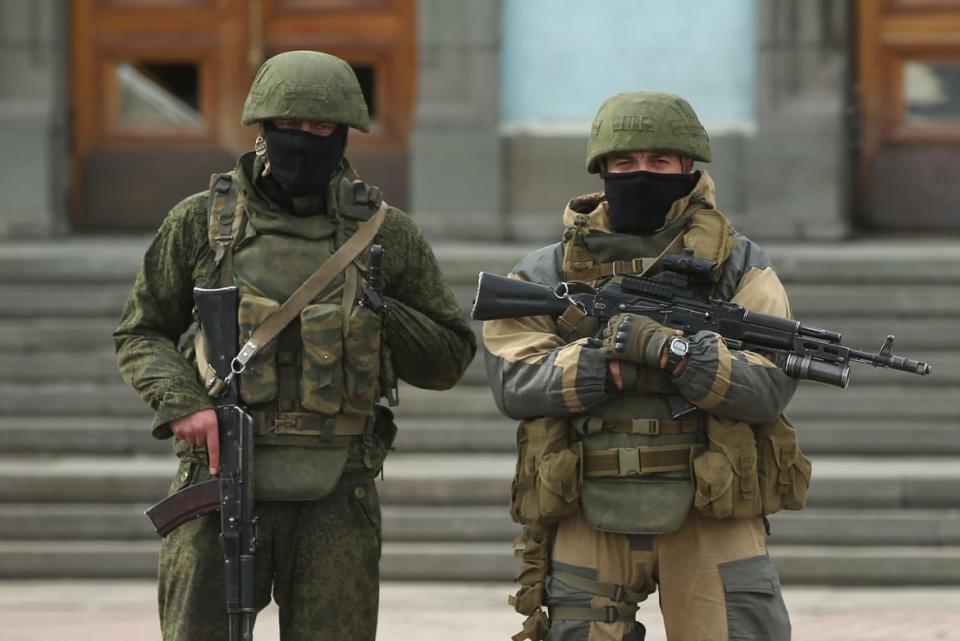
[193,168,394,499]
[507,190,811,641]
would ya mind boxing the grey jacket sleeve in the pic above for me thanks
[482,244,610,420]
[672,237,798,423]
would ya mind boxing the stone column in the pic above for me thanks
[740,0,852,240]
[0,0,69,237]
[409,0,503,241]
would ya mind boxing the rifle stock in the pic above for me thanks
[471,273,573,321]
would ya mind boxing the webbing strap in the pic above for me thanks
[230,203,387,377]
[573,415,704,436]
[582,444,699,478]
[251,411,368,436]
[567,256,658,281]
[549,603,638,624]
[206,173,242,288]
[556,304,588,339]
[552,571,648,605]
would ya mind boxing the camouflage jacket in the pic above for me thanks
[115,154,476,438]
[483,172,798,424]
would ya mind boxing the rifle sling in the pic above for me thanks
[229,203,387,378]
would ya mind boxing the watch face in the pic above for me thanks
[670,337,689,357]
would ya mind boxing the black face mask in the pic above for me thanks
[601,170,699,235]
[264,123,347,197]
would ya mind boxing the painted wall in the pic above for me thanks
[500,0,757,131]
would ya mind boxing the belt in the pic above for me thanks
[251,411,369,437]
[582,443,703,478]
[573,415,704,436]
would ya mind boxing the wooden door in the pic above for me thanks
[71,0,415,231]
[858,0,960,230]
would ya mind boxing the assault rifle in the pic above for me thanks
[471,250,932,388]
[145,285,257,641]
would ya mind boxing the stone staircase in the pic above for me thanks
[0,238,958,584]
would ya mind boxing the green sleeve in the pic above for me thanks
[377,208,477,389]
[113,193,215,438]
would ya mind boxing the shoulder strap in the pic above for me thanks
[230,202,388,377]
[206,172,244,287]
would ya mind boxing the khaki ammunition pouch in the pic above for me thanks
[755,414,812,513]
[692,414,811,519]
[509,523,554,641]
[511,417,582,526]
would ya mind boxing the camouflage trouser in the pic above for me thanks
[545,509,791,641]
[157,461,381,641]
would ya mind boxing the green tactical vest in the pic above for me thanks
[559,193,736,534]
[193,155,388,499]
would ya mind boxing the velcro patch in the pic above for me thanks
[670,121,708,138]
[612,115,655,132]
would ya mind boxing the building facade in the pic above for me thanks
[0,0,956,241]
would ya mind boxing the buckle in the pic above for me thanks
[618,448,642,476]
[603,605,623,624]
[612,584,626,603]
[631,418,660,435]
[269,417,297,432]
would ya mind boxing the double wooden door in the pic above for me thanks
[858,0,960,230]
[71,0,415,230]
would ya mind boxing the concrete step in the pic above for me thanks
[0,323,953,393]
[0,454,957,509]
[0,284,131,319]
[1,381,957,420]
[2,503,957,547]
[0,504,522,543]
[2,276,956,322]
[3,415,960,458]
[0,342,954,390]
[3,239,960,286]
[0,539,957,584]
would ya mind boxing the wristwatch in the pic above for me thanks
[664,335,690,374]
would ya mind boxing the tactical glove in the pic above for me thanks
[600,313,674,368]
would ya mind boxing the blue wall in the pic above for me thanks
[501,0,757,129]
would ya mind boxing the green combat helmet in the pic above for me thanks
[241,50,370,132]
[586,91,711,173]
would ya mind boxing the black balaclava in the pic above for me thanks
[263,123,347,197]
[601,170,699,235]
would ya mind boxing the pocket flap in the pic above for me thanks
[718,554,781,595]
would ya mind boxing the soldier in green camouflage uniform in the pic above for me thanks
[114,50,476,641]
[484,93,805,641]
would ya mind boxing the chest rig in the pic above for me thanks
[197,170,387,445]
[559,194,737,535]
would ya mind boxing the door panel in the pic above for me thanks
[71,0,415,230]
[858,0,960,230]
